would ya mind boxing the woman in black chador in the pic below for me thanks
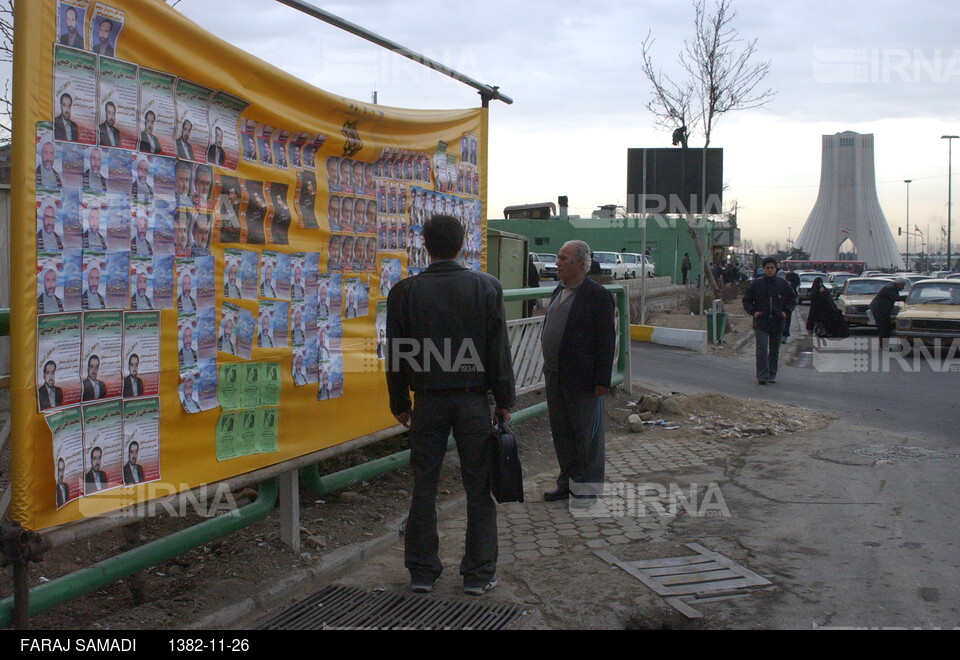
[806,278,848,338]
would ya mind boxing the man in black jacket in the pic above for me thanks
[386,214,514,597]
[541,240,616,503]
[742,257,797,384]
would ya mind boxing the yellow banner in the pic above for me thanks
[12,0,487,530]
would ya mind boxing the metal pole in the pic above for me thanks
[275,0,512,106]
[640,152,647,326]
[904,179,912,271]
[943,136,958,271]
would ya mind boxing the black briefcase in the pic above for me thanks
[489,422,524,504]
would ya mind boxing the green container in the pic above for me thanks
[706,311,727,343]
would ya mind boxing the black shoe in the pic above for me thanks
[543,487,570,502]
[768,378,776,384]
[464,578,498,597]
[757,379,766,385]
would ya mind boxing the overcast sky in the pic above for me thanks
[175,0,959,251]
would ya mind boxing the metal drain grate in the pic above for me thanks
[253,585,527,630]
[596,543,771,618]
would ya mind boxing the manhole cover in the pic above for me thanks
[853,446,960,463]
[253,585,526,630]
[596,543,771,619]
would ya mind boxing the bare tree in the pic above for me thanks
[640,0,774,306]
[0,0,13,142]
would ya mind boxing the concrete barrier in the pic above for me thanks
[630,324,707,354]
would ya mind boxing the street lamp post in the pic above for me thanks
[942,135,958,271]
[904,179,912,271]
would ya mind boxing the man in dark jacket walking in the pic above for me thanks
[742,257,797,384]
[541,240,617,503]
[386,214,514,597]
[869,277,908,350]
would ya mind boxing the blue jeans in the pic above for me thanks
[754,328,781,381]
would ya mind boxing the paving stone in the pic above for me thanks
[516,550,541,560]
[585,539,609,549]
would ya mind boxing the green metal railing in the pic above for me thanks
[300,284,629,496]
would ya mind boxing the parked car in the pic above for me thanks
[894,279,960,354]
[827,271,857,298]
[837,277,906,326]
[946,273,960,280]
[620,252,655,278]
[531,253,558,280]
[592,251,627,279]
[797,272,832,304]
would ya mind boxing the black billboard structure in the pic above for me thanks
[626,148,723,215]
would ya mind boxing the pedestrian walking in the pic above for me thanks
[805,277,849,338]
[742,257,797,384]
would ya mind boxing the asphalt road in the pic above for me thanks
[629,336,960,444]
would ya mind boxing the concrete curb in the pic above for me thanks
[631,324,707,353]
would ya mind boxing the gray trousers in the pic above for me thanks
[404,390,497,588]
[544,370,606,495]
[754,327,781,380]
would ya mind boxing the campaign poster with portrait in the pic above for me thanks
[129,255,154,310]
[217,363,241,411]
[259,250,279,299]
[122,311,161,398]
[138,68,176,157]
[122,397,160,485]
[81,399,124,495]
[37,252,66,315]
[239,248,260,301]
[196,360,220,412]
[89,3,124,58]
[151,254,174,310]
[379,257,401,299]
[179,368,202,413]
[177,314,198,370]
[196,306,217,363]
[80,311,123,401]
[96,56,138,151]
[207,91,248,171]
[258,408,279,454]
[102,147,133,195]
[257,300,279,349]
[104,249,130,309]
[61,249,84,312]
[37,313,83,412]
[56,1,89,51]
[46,406,84,508]
[215,411,241,461]
[53,46,98,145]
[34,132,59,193]
[174,79,212,163]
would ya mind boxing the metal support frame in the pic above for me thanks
[275,0,512,107]
[278,470,300,554]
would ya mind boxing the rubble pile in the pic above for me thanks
[624,389,827,439]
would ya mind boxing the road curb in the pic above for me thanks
[631,324,707,353]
